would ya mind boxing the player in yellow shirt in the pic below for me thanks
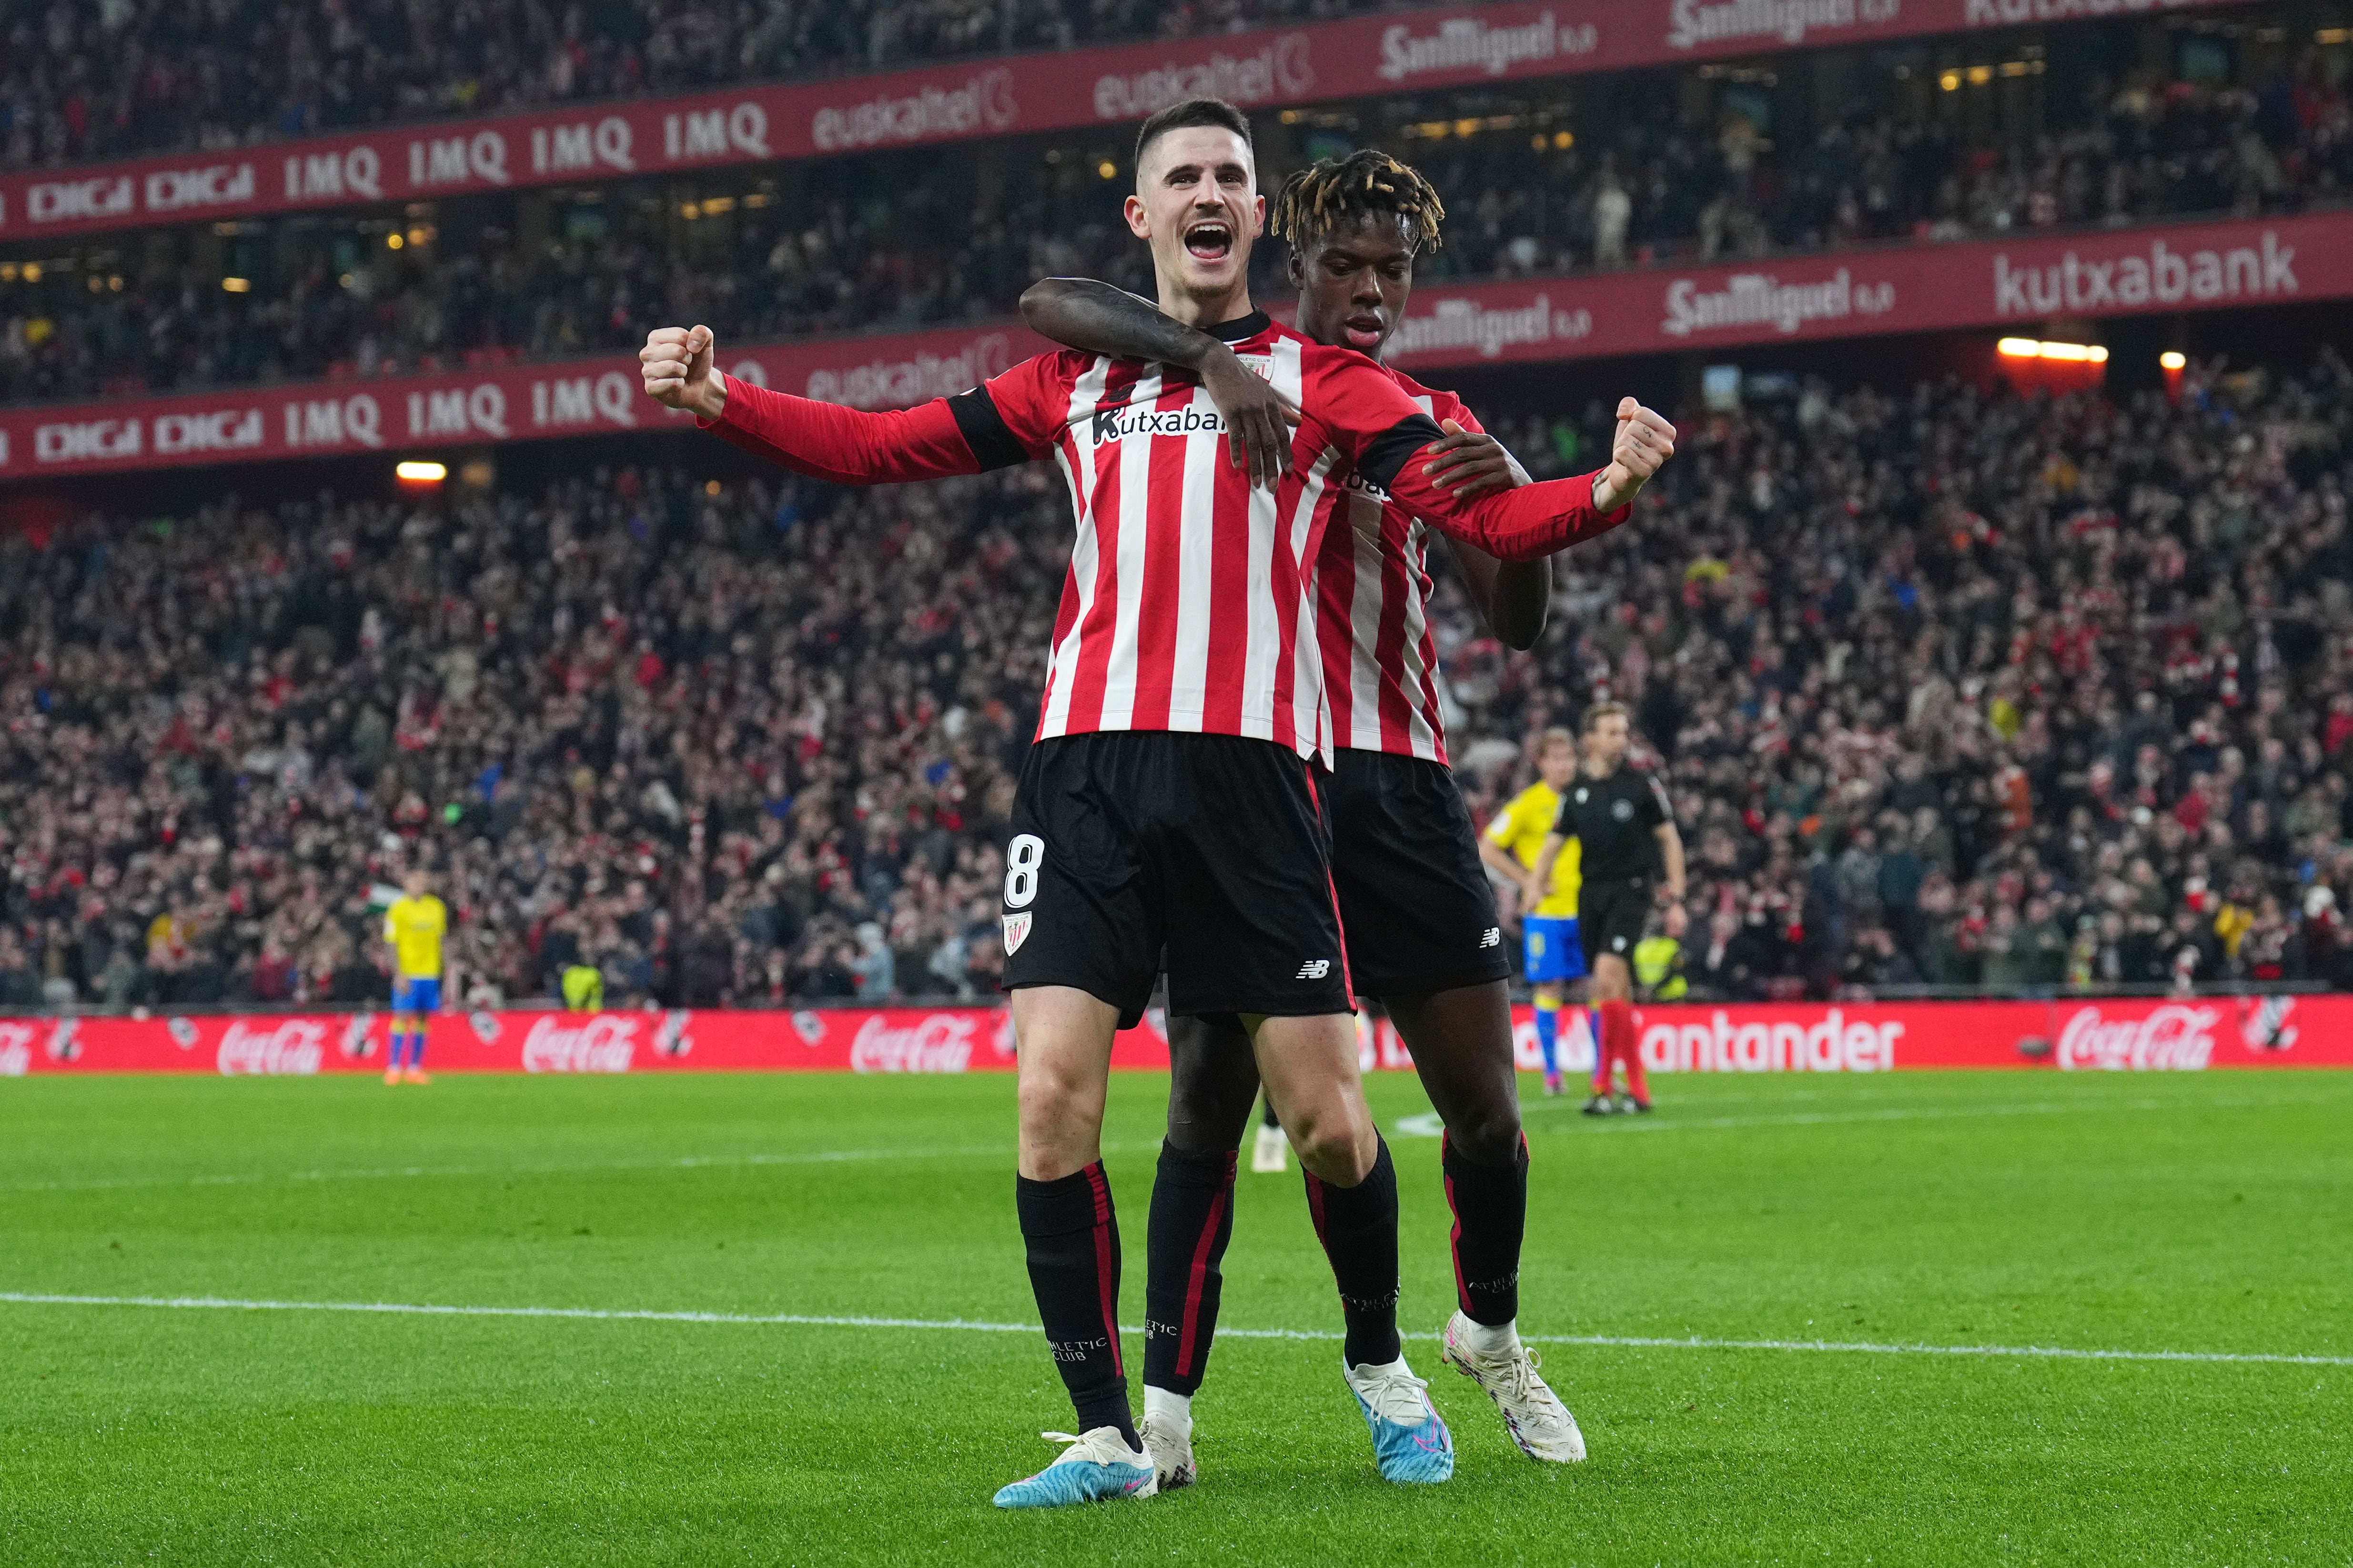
[1478,728,1584,1095]
[382,868,449,1085]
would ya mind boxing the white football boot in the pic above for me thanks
[1251,1121,1288,1174]
[1439,1312,1588,1463]
[1138,1415,1198,1490]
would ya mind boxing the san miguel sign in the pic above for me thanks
[4,211,2344,482]
[0,0,2258,240]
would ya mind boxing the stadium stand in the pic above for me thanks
[0,0,1378,170]
[4,46,2347,403]
[5,352,2352,1010]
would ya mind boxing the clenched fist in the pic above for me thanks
[641,325,727,422]
[1593,396,1676,511]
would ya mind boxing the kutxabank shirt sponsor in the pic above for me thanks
[1088,401,1226,447]
[1662,266,1897,338]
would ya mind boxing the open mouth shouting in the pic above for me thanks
[1183,219,1234,262]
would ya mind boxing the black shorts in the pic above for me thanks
[1000,731,1353,1027]
[1325,749,1510,999]
[1580,876,1653,970]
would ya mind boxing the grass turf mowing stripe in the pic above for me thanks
[0,1141,1017,1195]
[6,1289,2346,1368]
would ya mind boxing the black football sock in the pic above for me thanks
[1143,1140,1238,1398]
[1303,1135,1402,1368]
[1016,1163,1138,1448]
[1442,1130,1528,1327]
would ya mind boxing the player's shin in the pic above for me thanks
[1142,1141,1237,1409]
[1016,1164,1140,1448]
[1303,1135,1403,1370]
[1442,1131,1528,1349]
[1532,994,1559,1075]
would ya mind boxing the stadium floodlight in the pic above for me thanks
[395,461,448,483]
[1999,338,2107,363]
[2161,352,2188,371]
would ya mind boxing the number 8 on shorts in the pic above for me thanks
[1004,834,1044,909]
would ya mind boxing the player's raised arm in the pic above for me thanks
[1312,356,1675,563]
[641,324,1023,485]
[1019,278,1301,490]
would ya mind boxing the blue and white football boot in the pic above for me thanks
[1343,1357,1455,1484]
[991,1428,1159,1509]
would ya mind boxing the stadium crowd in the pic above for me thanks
[0,0,1372,170]
[4,347,2353,1011]
[7,49,2350,405]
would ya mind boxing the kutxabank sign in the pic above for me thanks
[4,212,2343,481]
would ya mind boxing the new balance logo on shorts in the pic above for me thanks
[1480,927,1501,947]
[1296,959,1332,980]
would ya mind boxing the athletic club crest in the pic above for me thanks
[1003,912,1033,954]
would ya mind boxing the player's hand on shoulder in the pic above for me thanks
[1606,396,1676,492]
[1200,342,1301,491]
[1421,419,1530,501]
[641,325,727,421]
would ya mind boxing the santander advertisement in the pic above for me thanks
[3,995,2342,1077]
[0,0,2254,241]
[4,211,2346,482]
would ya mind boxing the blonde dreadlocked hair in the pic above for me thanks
[1271,149,1446,253]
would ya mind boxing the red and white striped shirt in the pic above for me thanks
[703,308,1627,763]
[1313,367,1479,766]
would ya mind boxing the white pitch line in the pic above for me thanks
[2,1291,2345,1368]
[1397,1094,2295,1141]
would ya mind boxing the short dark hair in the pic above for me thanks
[1134,97,1253,169]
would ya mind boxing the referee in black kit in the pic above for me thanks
[1525,702,1685,1114]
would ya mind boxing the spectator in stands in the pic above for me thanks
[6,346,2353,1008]
[4,46,2349,407]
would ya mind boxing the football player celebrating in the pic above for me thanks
[644,98,1662,1508]
[1020,149,1667,1484]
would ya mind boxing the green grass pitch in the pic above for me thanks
[2,1067,2348,1565]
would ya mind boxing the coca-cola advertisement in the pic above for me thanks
[7,996,2344,1076]
[0,0,2254,243]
